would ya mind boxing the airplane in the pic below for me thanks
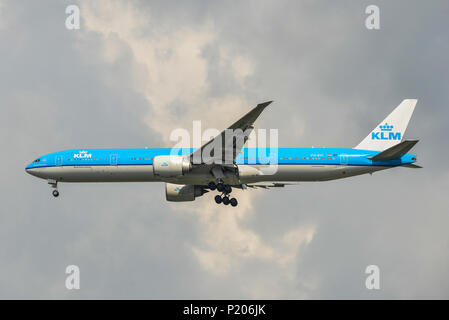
[25,99,420,207]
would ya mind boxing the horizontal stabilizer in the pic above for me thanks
[368,139,419,161]
[401,163,422,169]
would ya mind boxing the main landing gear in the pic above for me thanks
[210,181,238,207]
[48,180,59,198]
[214,194,238,207]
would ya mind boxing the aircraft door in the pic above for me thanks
[55,155,63,166]
[340,154,348,166]
[110,154,118,166]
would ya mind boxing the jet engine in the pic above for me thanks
[153,155,192,177]
[165,183,207,202]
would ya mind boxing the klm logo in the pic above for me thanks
[161,162,169,167]
[74,150,92,159]
[174,187,181,192]
[371,123,401,140]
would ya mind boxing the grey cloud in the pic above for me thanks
[0,0,448,299]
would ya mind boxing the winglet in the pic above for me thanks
[229,101,273,130]
[189,101,273,164]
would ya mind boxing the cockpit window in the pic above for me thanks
[33,159,41,163]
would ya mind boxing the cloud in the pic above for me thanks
[80,0,257,142]
[1,0,449,299]
[187,190,315,277]
[79,0,316,295]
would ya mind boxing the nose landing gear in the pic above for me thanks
[48,180,59,198]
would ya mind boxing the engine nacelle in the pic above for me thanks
[153,155,192,177]
[165,183,207,202]
[238,165,261,178]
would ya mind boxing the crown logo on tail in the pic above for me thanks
[379,123,394,131]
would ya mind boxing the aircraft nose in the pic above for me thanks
[25,162,36,174]
[26,157,45,177]
[25,165,40,178]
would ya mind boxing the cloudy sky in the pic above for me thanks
[0,0,448,299]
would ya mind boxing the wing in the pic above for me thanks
[190,101,273,165]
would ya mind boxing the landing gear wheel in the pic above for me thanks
[216,183,225,192]
[230,198,238,207]
[224,185,232,194]
[52,190,59,197]
[208,182,217,191]
[214,195,222,204]
[222,196,230,205]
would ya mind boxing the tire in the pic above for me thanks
[224,185,232,194]
[214,195,222,204]
[52,190,59,197]
[216,183,224,192]
[208,182,217,191]
[222,196,230,205]
[230,198,238,207]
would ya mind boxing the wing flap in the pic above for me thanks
[244,182,297,189]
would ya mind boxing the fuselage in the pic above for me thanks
[25,147,417,185]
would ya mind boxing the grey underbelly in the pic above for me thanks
[33,165,157,182]
[239,164,387,183]
[30,164,388,184]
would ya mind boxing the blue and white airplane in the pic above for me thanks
[26,99,420,207]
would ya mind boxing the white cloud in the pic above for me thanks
[79,0,316,297]
[185,189,316,293]
[80,0,256,142]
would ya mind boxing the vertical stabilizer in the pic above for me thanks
[355,99,417,151]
